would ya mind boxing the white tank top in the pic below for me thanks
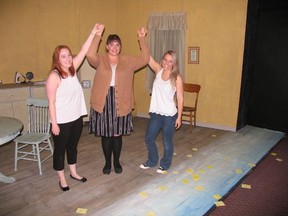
[149,69,177,116]
[55,75,87,123]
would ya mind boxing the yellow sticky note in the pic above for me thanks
[276,158,283,162]
[192,174,200,181]
[248,163,256,167]
[146,211,156,216]
[192,148,198,151]
[139,191,149,198]
[76,208,88,215]
[187,154,193,158]
[195,185,205,191]
[158,185,168,191]
[213,194,222,200]
[206,165,214,169]
[241,184,251,189]
[198,169,206,174]
[172,171,179,174]
[215,201,225,207]
[186,168,193,173]
[182,179,190,184]
[212,134,217,137]
[235,169,243,174]
[270,152,277,156]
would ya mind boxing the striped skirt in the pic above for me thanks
[89,86,133,137]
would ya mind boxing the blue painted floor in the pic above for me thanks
[94,126,283,216]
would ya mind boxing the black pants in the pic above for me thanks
[52,117,83,171]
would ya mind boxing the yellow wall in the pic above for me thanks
[0,0,248,130]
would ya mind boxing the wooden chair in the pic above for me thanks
[182,83,201,129]
[14,98,53,175]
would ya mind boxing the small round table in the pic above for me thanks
[0,116,23,183]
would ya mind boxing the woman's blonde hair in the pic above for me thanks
[160,50,181,86]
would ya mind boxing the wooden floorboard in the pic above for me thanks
[0,117,229,216]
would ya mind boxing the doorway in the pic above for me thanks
[237,0,288,132]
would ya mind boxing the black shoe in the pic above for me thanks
[103,164,111,175]
[114,163,122,174]
[70,174,87,183]
[59,181,69,191]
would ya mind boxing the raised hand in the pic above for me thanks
[92,23,105,36]
[137,27,147,38]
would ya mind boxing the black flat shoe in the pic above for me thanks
[102,165,111,175]
[114,164,123,174]
[70,174,87,183]
[59,181,69,191]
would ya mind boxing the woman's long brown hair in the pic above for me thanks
[51,45,76,78]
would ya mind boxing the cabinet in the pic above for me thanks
[0,84,46,130]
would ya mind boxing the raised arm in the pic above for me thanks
[175,75,184,130]
[148,55,162,74]
[86,24,104,68]
[132,27,150,69]
[73,23,104,70]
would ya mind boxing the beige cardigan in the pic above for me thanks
[86,35,150,116]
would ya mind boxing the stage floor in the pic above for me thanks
[0,118,284,216]
[94,125,284,216]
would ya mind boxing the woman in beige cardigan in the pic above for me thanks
[86,26,150,175]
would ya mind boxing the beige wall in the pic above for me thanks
[0,0,248,130]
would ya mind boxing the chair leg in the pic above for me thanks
[190,112,193,128]
[14,142,18,172]
[35,144,42,175]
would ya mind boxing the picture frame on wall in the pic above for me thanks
[188,47,200,64]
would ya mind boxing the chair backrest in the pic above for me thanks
[183,83,201,109]
[27,98,50,134]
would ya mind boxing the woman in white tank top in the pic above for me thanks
[140,50,184,173]
[46,23,105,191]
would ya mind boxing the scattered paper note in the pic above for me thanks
[270,152,277,156]
[213,194,222,200]
[212,134,217,137]
[172,171,179,174]
[139,191,149,198]
[276,158,283,162]
[173,152,177,155]
[235,169,243,174]
[76,208,88,215]
[215,201,225,207]
[186,168,193,173]
[206,165,214,169]
[192,174,200,181]
[195,185,205,191]
[146,211,156,216]
[182,179,190,184]
[198,169,206,174]
[192,148,198,151]
[248,163,256,167]
[187,154,193,158]
[158,185,168,191]
[241,184,251,189]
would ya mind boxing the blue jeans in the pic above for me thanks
[144,113,177,170]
